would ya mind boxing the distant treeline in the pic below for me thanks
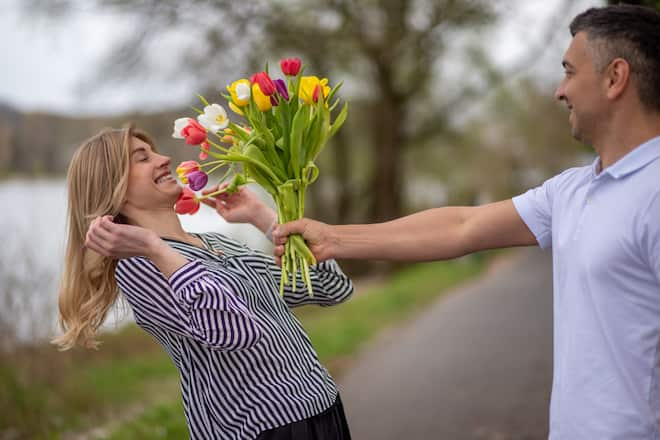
[0,103,191,176]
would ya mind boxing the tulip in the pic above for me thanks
[187,170,209,191]
[229,101,244,116]
[197,103,229,133]
[172,117,190,139]
[175,187,200,215]
[176,160,200,184]
[252,83,272,111]
[274,79,289,101]
[181,119,207,145]
[280,57,302,76]
[250,72,276,96]
[227,79,251,107]
[299,76,330,104]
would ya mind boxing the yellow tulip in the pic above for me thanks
[227,79,251,107]
[299,76,330,104]
[252,83,272,112]
[229,101,244,116]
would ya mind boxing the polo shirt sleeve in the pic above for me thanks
[511,174,562,249]
[642,192,660,284]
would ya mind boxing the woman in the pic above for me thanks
[53,125,354,440]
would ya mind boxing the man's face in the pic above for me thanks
[554,32,610,146]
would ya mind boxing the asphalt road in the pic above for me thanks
[339,248,554,440]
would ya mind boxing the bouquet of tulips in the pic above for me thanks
[172,57,348,295]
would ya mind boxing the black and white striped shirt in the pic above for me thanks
[115,232,354,440]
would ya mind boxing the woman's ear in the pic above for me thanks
[605,58,630,101]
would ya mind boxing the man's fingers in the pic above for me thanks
[201,184,219,196]
[272,219,306,241]
[200,198,216,209]
[273,245,285,257]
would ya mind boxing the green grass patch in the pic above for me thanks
[0,325,179,438]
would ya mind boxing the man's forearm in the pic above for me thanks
[329,207,472,262]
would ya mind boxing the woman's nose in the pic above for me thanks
[157,154,171,167]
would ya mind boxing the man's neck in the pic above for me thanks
[594,111,660,169]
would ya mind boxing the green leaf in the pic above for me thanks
[328,102,348,140]
[326,80,343,104]
[197,94,210,107]
[289,105,310,179]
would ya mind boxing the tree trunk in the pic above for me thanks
[333,129,353,224]
[369,97,403,223]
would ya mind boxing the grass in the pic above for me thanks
[1,253,492,439]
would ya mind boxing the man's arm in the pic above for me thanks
[273,199,537,263]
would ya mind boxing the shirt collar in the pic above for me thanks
[595,136,660,180]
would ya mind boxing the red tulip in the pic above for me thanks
[181,119,207,145]
[280,57,301,76]
[250,72,276,96]
[174,187,200,215]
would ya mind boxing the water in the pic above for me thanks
[0,178,273,345]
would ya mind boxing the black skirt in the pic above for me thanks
[256,395,352,440]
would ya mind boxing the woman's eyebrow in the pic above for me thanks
[131,146,149,156]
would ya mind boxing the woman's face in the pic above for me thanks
[123,136,181,212]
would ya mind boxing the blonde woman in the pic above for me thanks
[54,125,353,440]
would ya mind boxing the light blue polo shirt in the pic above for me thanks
[513,136,660,440]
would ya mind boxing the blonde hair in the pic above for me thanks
[52,124,155,350]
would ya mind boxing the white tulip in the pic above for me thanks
[172,117,190,139]
[197,104,229,133]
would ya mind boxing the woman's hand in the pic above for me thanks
[201,183,277,236]
[85,215,163,259]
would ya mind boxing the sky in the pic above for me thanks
[0,0,601,116]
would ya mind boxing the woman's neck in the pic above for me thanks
[126,207,189,241]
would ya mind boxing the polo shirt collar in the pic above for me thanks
[597,135,660,180]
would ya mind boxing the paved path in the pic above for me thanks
[339,248,554,440]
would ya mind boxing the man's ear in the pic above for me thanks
[605,58,630,101]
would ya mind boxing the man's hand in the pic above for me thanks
[85,216,163,259]
[272,218,336,266]
[201,184,277,235]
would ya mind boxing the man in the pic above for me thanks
[273,5,660,439]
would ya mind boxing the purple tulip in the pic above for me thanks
[187,170,208,191]
[274,79,289,101]
[270,94,279,107]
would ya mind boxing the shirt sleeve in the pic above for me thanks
[642,191,660,284]
[271,258,354,308]
[246,248,354,308]
[512,174,562,249]
[115,258,262,351]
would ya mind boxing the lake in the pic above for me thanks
[0,178,273,345]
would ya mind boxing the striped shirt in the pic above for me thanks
[114,232,354,440]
